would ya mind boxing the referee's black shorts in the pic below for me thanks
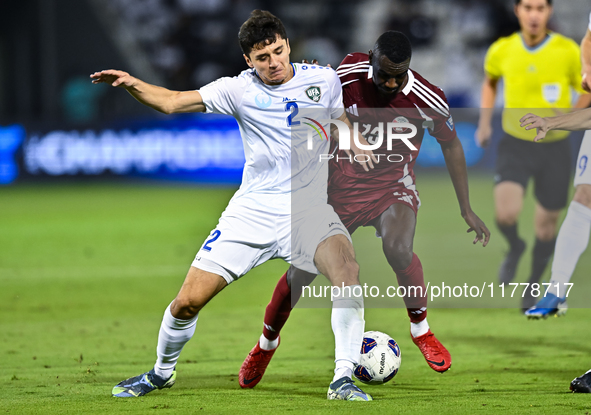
[494,133,571,211]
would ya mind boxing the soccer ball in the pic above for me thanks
[353,331,401,385]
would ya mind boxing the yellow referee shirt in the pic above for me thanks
[484,32,585,142]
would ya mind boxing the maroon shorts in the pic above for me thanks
[328,183,420,234]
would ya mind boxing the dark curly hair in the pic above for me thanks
[374,31,412,64]
[515,0,552,5]
[238,10,288,57]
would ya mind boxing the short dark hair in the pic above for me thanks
[238,10,287,57]
[374,31,412,64]
[515,0,552,5]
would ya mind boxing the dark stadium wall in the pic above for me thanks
[0,0,142,125]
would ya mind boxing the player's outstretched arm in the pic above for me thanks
[440,136,490,247]
[520,109,591,142]
[90,69,206,114]
[573,92,591,109]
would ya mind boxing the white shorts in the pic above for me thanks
[574,130,591,187]
[191,199,350,284]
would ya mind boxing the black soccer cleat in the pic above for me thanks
[570,370,591,393]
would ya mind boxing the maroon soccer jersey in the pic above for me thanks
[328,52,457,233]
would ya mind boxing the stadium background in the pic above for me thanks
[2,0,591,413]
[1,0,589,186]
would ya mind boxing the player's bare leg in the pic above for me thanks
[574,184,591,208]
[315,234,371,401]
[373,204,451,372]
[113,267,227,397]
[239,266,316,388]
[314,234,360,286]
[240,221,371,390]
[526,184,591,318]
[373,204,416,270]
[171,267,228,319]
[495,182,526,285]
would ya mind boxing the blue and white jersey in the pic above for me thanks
[199,63,344,214]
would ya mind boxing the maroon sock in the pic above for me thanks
[394,253,428,323]
[262,272,292,341]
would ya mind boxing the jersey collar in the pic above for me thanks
[253,63,297,85]
[520,32,551,52]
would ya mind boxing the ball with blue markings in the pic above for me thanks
[353,331,401,385]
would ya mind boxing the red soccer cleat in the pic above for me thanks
[239,337,280,388]
[411,329,452,372]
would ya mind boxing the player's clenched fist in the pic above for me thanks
[90,70,136,88]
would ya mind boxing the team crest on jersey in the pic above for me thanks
[305,86,321,102]
[392,116,411,133]
[542,83,561,104]
[254,92,272,109]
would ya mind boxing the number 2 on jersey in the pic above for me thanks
[285,101,300,127]
[202,230,221,252]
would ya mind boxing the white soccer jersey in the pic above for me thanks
[575,130,591,187]
[198,63,344,214]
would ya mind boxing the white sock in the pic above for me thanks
[154,303,198,380]
[259,333,279,351]
[331,285,364,383]
[333,361,354,381]
[548,201,591,298]
[410,318,430,338]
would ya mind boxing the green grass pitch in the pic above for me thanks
[1,173,591,414]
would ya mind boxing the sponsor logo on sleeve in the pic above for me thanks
[446,115,454,131]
